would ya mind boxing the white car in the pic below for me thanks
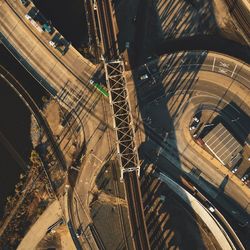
[208,206,215,213]
[140,74,148,80]
[193,117,199,122]
[241,173,249,183]
[49,40,56,47]
[231,166,238,174]
[204,200,215,213]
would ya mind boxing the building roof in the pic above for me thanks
[203,123,242,166]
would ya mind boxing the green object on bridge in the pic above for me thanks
[93,83,109,97]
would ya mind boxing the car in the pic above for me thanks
[189,117,200,131]
[189,121,199,130]
[20,0,30,7]
[241,172,250,183]
[231,165,239,174]
[89,79,94,85]
[140,74,148,80]
[125,42,130,49]
[196,138,204,147]
[49,40,56,47]
[204,200,215,213]
[193,116,199,122]
[239,221,249,227]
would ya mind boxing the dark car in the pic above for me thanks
[189,119,200,131]
[241,172,250,184]
[20,0,30,7]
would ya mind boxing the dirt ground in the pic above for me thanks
[36,224,76,250]
[42,99,77,166]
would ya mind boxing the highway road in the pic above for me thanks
[0,0,119,169]
[132,51,250,225]
[0,1,101,139]
[1,0,250,248]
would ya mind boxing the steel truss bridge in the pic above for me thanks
[104,60,140,179]
[84,0,151,248]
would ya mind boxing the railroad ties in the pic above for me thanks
[96,0,151,248]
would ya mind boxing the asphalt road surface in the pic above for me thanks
[132,51,250,224]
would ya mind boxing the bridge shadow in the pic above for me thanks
[113,0,249,248]
[133,51,210,249]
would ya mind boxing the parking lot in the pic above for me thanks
[189,109,250,187]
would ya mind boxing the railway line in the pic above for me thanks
[0,65,67,171]
[111,161,129,249]
[124,172,150,250]
[96,0,118,59]
[96,0,151,248]
[225,0,250,44]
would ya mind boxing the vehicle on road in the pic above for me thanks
[140,74,148,80]
[231,165,239,174]
[195,138,204,147]
[49,33,70,55]
[189,119,200,130]
[193,116,200,123]
[47,218,64,234]
[20,0,30,7]
[241,172,250,183]
[204,200,215,213]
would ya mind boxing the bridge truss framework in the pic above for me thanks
[104,59,140,180]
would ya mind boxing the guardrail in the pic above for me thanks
[0,32,57,96]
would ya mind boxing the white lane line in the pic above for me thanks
[231,64,237,77]
[212,57,216,71]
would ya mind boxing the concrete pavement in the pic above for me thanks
[17,200,63,250]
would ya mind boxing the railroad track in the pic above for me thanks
[124,172,150,250]
[89,223,106,250]
[97,0,118,59]
[0,65,67,170]
[111,161,129,249]
[96,0,151,248]
[225,0,250,43]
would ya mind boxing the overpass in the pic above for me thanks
[0,0,104,150]
[95,0,150,248]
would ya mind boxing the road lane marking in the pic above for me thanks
[218,68,228,74]
[219,61,230,68]
[231,64,237,78]
[212,57,216,71]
